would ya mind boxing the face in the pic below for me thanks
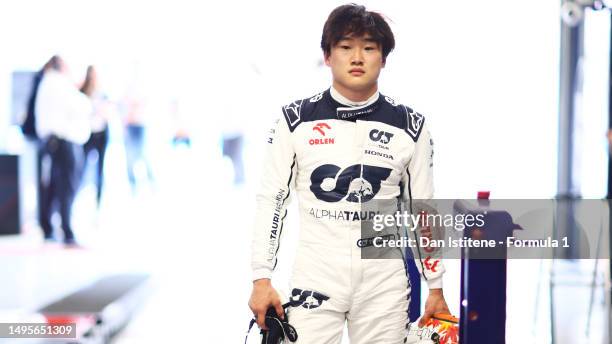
[325,34,385,98]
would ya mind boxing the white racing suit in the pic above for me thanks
[252,88,445,344]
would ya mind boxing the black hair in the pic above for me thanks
[321,4,395,62]
[45,55,63,71]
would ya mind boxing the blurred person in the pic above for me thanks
[122,89,154,193]
[170,99,191,148]
[221,131,244,185]
[249,4,450,343]
[21,56,62,232]
[35,56,92,246]
[21,57,61,140]
[80,65,110,208]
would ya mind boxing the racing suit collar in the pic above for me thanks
[327,87,381,121]
[330,86,380,107]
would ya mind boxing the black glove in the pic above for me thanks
[245,305,298,344]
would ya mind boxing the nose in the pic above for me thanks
[351,49,364,65]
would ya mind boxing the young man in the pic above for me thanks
[249,4,450,343]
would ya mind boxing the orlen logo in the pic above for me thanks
[369,129,394,144]
[310,123,334,145]
[313,123,331,136]
[310,164,392,202]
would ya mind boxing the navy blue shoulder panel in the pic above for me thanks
[403,105,425,142]
[367,94,425,143]
[281,91,328,132]
[281,91,426,141]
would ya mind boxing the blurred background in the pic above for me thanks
[0,0,609,343]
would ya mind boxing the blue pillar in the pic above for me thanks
[456,197,520,344]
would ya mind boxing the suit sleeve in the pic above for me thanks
[403,122,445,289]
[251,117,297,281]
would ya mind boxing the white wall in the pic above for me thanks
[0,0,564,197]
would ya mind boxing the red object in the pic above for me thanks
[423,313,459,344]
[43,314,96,338]
[477,191,490,200]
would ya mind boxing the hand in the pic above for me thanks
[248,279,284,330]
[418,288,451,327]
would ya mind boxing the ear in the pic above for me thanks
[324,53,331,67]
[381,57,386,68]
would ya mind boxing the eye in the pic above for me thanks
[340,45,351,50]
[365,46,376,51]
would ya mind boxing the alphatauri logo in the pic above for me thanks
[369,129,394,144]
[288,288,330,309]
[310,164,392,202]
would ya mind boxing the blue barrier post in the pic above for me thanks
[456,194,521,343]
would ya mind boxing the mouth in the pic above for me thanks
[349,68,365,76]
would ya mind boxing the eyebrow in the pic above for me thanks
[338,36,378,43]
